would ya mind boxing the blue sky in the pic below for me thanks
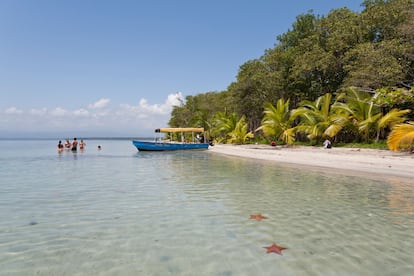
[0,0,363,138]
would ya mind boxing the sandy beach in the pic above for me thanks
[209,144,414,182]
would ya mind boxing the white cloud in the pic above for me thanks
[29,108,47,116]
[73,109,89,117]
[88,98,110,109]
[0,93,184,137]
[5,107,23,114]
[166,92,183,107]
[138,98,163,113]
[50,107,67,116]
[136,91,183,115]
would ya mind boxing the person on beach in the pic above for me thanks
[323,139,332,149]
[79,139,85,150]
[57,140,64,152]
[64,139,71,149]
[71,138,78,152]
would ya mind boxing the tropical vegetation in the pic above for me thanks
[387,122,414,151]
[168,0,414,151]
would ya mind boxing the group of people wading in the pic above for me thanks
[57,138,85,152]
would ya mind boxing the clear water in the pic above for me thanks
[0,140,413,275]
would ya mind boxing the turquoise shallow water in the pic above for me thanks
[0,139,413,275]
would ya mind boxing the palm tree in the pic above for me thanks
[337,88,379,142]
[292,93,349,143]
[194,110,213,140]
[227,115,254,144]
[341,87,411,142]
[356,102,383,142]
[211,112,238,143]
[256,98,296,144]
[376,108,411,142]
[387,121,414,151]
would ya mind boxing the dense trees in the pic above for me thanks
[168,0,414,149]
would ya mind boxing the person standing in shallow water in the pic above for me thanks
[79,139,85,150]
[57,140,64,152]
[64,139,71,149]
[71,138,78,152]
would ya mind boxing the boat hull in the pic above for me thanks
[132,140,209,151]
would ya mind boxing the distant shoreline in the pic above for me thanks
[209,144,414,183]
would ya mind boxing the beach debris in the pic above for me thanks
[249,214,267,221]
[29,221,38,226]
[263,243,287,255]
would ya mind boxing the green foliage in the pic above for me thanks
[334,141,389,149]
[374,87,414,107]
[256,99,295,144]
[211,112,239,143]
[257,99,296,144]
[293,93,349,142]
[168,91,234,140]
[343,41,406,88]
[227,116,254,145]
[167,0,414,147]
[227,59,279,131]
[338,87,411,142]
[337,88,380,142]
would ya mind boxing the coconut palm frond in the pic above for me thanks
[325,124,343,138]
[280,128,296,145]
[387,122,414,151]
[259,99,294,144]
[227,115,254,144]
[378,109,410,129]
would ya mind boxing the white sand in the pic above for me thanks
[209,144,414,182]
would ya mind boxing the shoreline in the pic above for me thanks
[209,144,414,183]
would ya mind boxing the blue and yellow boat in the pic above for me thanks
[132,128,209,151]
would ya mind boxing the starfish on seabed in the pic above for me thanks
[249,214,268,221]
[263,243,287,255]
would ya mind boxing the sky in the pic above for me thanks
[0,0,363,138]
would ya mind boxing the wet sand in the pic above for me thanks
[209,144,414,182]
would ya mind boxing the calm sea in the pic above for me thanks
[1,139,413,275]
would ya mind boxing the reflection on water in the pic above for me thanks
[385,179,414,224]
[0,140,413,275]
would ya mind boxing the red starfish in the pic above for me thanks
[249,214,268,221]
[263,243,287,255]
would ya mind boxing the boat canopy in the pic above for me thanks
[155,128,204,133]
